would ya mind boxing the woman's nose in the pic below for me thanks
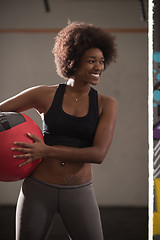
[93,62,101,70]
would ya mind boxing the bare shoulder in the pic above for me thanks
[27,84,58,95]
[29,84,59,114]
[98,92,117,116]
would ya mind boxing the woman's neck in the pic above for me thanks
[66,78,90,95]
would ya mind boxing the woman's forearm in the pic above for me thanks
[45,145,105,164]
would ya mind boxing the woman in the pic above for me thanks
[0,22,117,240]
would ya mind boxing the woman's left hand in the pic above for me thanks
[11,133,47,167]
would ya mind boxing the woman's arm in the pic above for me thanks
[0,85,55,114]
[13,96,117,166]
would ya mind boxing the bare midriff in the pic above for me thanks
[31,148,92,185]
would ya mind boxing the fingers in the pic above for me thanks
[11,143,32,163]
[13,133,42,148]
[13,142,33,148]
[13,153,31,159]
[12,151,33,167]
[12,151,35,167]
[27,133,42,142]
[11,146,31,153]
[19,158,33,167]
[11,133,43,167]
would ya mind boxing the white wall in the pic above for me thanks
[0,0,148,206]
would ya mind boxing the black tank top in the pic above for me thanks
[43,83,99,148]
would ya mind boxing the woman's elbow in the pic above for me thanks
[92,139,113,164]
[92,148,107,164]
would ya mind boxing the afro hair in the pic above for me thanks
[53,21,117,79]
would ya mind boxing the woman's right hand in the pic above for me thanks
[11,133,49,167]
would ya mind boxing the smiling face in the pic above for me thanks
[74,48,105,85]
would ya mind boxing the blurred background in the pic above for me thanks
[0,0,148,239]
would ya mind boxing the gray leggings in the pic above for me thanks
[16,176,104,240]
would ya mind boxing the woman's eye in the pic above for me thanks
[88,60,95,64]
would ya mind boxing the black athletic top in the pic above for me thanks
[43,83,99,148]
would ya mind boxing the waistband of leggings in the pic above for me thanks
[28,176,92,190]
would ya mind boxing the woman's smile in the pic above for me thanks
[74,48,104,85]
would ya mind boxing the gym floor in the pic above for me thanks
[0,205,148,240]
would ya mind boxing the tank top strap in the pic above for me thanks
[89,87,99,118]
[52,83,66,109]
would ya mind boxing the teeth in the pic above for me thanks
[90,73,100,78]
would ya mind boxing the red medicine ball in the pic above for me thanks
[0,112,43,182]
